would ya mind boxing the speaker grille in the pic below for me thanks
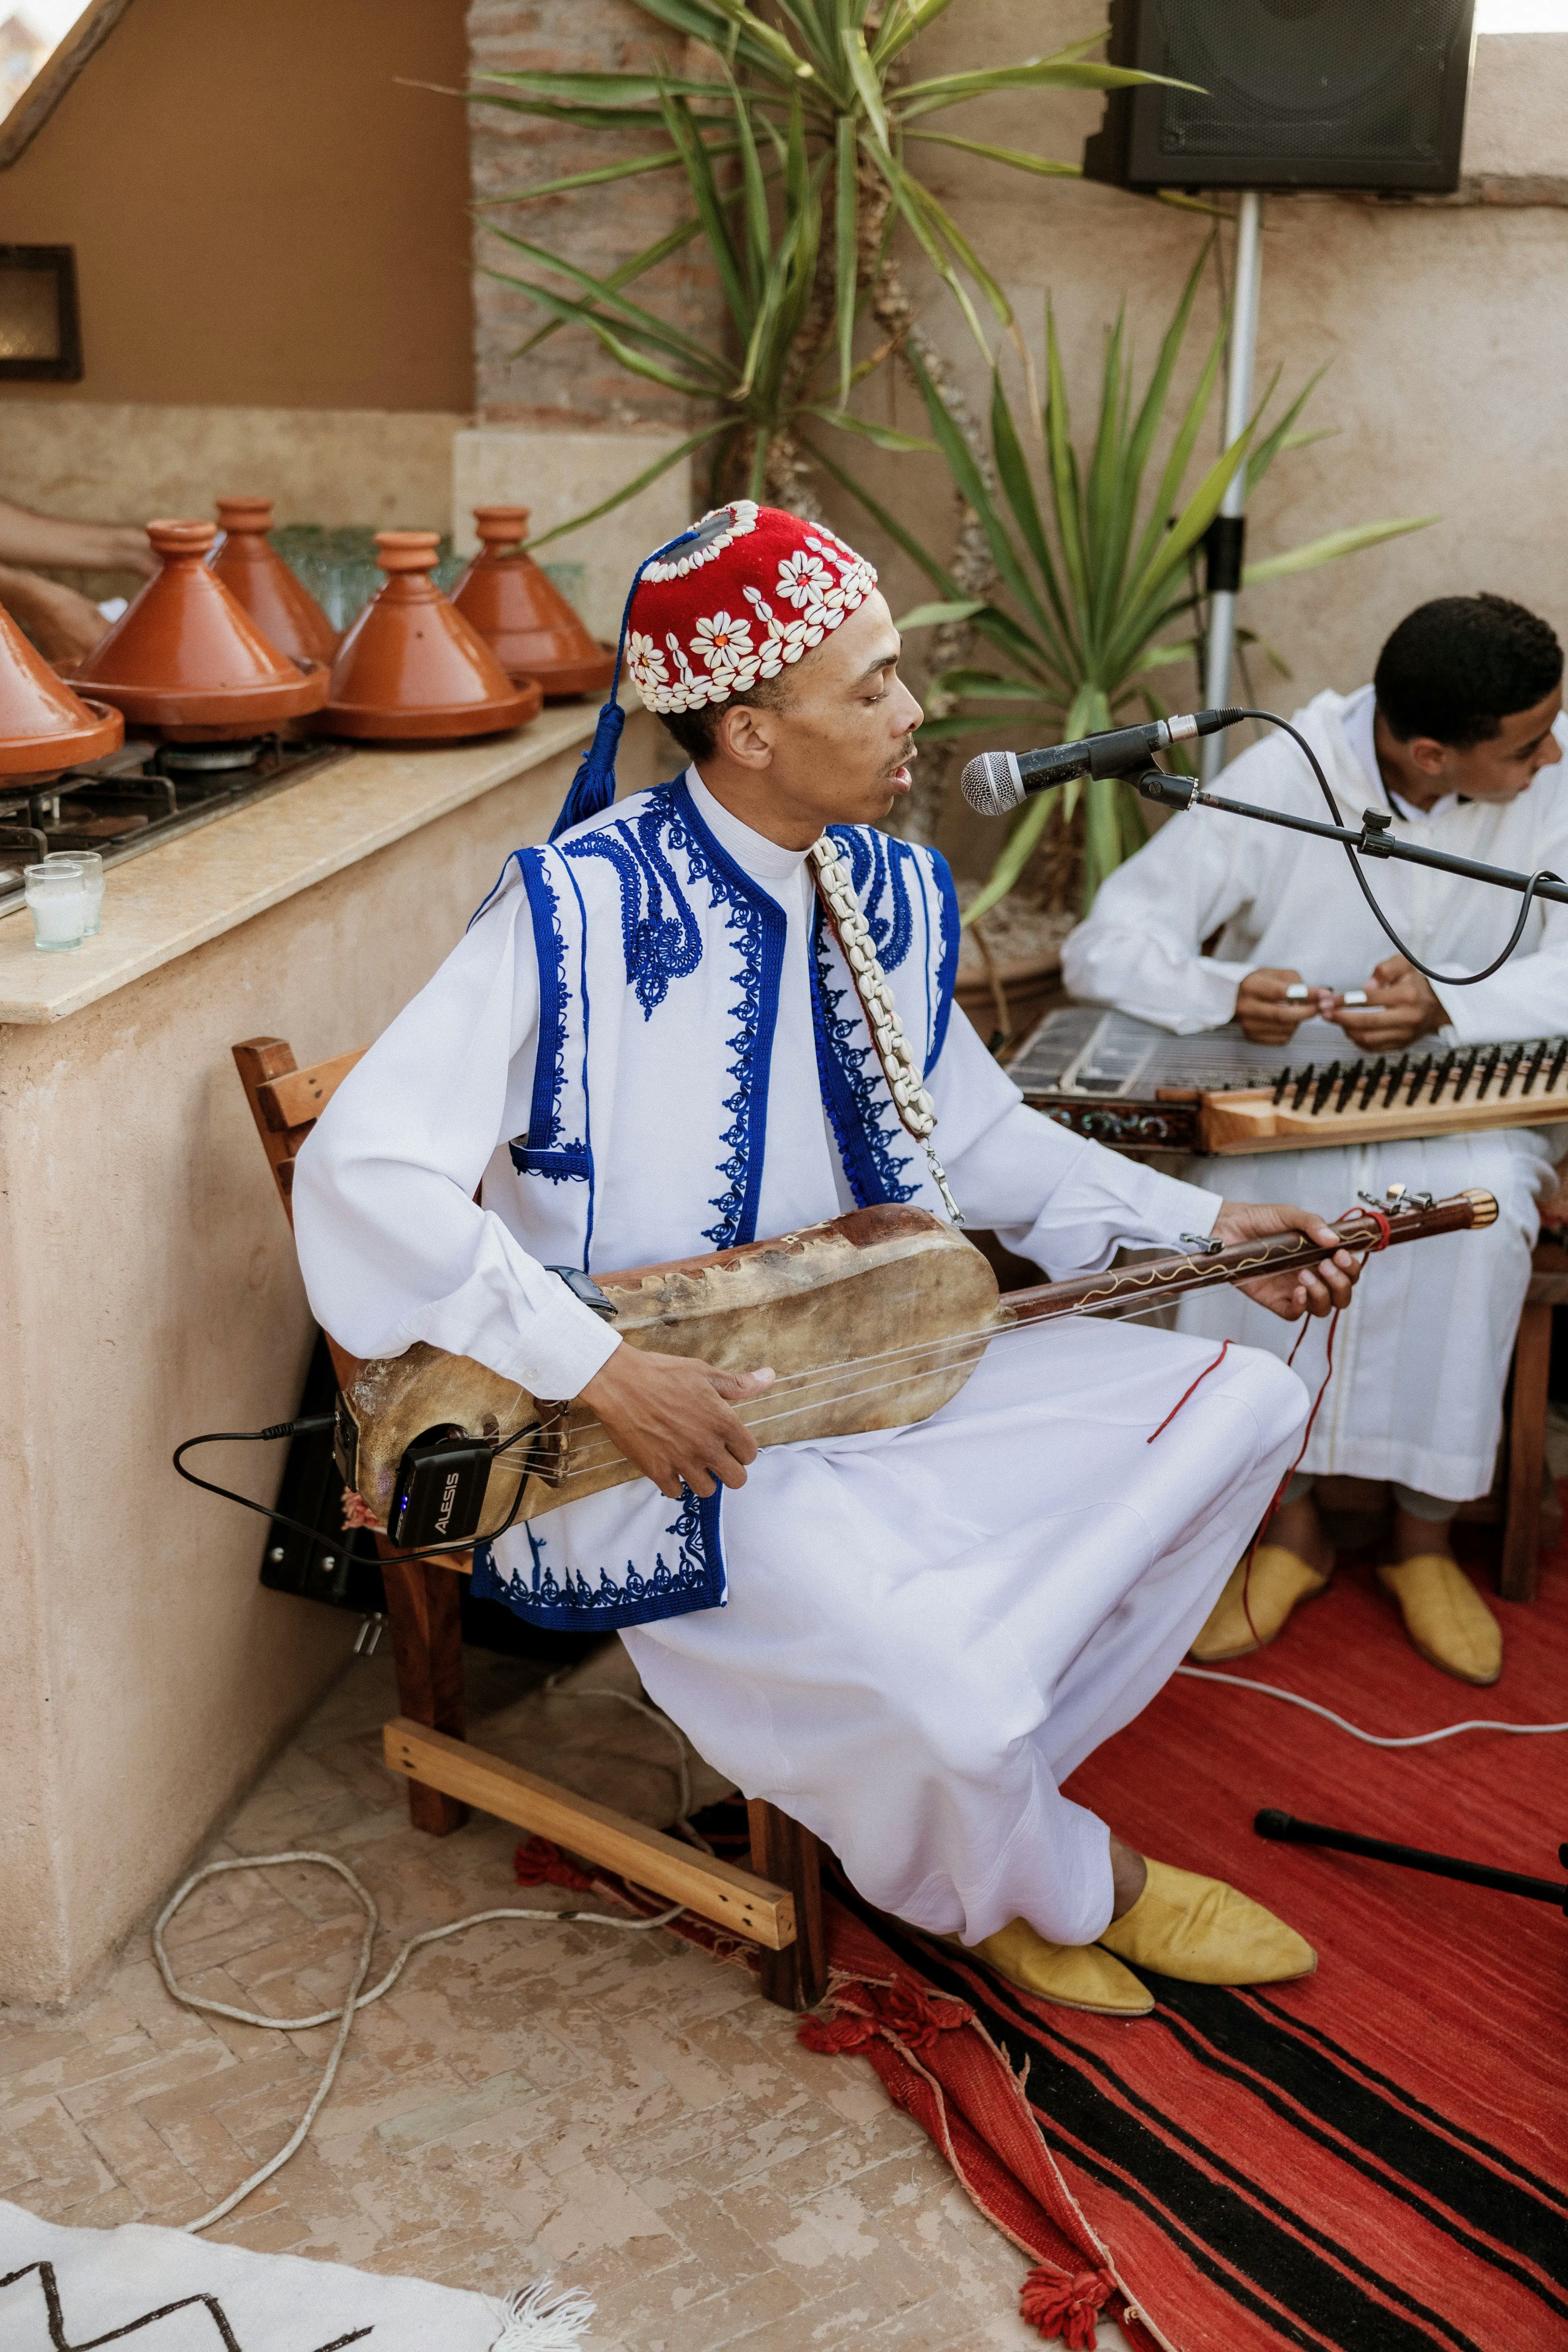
[1151,0,1466,167]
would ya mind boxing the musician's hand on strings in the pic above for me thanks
[1235,968,1335,1044]
[1212,1200,1363,1321]
[577,1344,777,1501]
[1326,956,1446,1051]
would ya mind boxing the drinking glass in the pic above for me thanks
[23,860,89,952]
[43,848,104,934]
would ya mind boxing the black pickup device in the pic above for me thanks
[384,1426,499,1548]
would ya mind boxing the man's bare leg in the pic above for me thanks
[1266,1488,1335,1577]
[1391,1500,1455,1561]
[1109,1834,1147,1919]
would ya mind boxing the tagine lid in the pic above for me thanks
[210,496,340,668]
[323,530,543,739]
[450,506,616,699]
[0,599,123,778]
[65,520,329,728]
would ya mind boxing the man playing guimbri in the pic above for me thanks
[1066,594,1568,1685]
[294,503,1361,2016]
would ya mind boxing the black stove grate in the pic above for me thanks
[0,735,349,919]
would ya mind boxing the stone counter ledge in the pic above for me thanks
[0,702,621,1026]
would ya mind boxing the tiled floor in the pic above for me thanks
[0,1648,1128,2350]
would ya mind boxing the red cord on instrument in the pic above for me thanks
[1236,1203,1387,1648]
[1146,1338,1232,1443]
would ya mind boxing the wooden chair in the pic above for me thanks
[1494,1234,1568,1601]
[233,1035,827,2011]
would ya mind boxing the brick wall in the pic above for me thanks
[467,0,726,429]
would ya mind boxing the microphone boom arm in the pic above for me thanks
[1136,763,1567,986]
[1137,766,1568,907]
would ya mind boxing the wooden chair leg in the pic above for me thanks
[377,1542,470,1834]
[748,1800,827,2011]
[1501,1301,1552,1603]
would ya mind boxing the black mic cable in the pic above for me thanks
[960,704,1562,989]
[1210,710,1560,989]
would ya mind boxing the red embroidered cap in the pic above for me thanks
[625,500,878,716]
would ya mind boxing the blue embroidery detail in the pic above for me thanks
[827,824,913,971]
[564,803,703,1019]
[512,849,592,1182]
[809,900,915,1209]
[471,1488,726,1630]
[664,782,785,1249]
[929,846,960,1072]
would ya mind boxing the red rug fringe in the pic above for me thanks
[513,1835,1163,2348]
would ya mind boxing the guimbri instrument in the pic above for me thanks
[1012,1007,1568,1159]
[333,1188,1497,1549]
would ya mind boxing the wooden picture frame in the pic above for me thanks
[0,245,83,381]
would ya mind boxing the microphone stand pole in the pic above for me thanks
[1256,1810,1568,1914]
[1200,191,1265,786]
[1133,767,1568,911]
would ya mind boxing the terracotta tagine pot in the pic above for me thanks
[0,600,123,781]
[209,496,340,669]
[450,506,615,699]
[66,520,329,741]
[323,530,543,740]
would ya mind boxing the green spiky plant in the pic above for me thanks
[467,5,1177,534]
[835,249,1436,922]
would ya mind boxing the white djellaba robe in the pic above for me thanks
[294,767,1306,1948]
[1064,685,1568,1503]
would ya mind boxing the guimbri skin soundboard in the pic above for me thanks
[1012,1009,1568,1157]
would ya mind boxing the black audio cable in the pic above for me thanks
[172,1416,538,1564]
[1233,708,1563,987]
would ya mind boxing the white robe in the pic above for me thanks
[294,770,1305,1946]
[1063,685,1568,1500]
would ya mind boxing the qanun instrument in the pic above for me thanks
[334,1189,1495,1548]
[1012,1007,1568,1158]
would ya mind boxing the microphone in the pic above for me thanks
[960,708,1244,815]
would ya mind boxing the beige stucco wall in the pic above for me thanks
[0,402,469,544]
[0,715,663,2007]
[0,0,474,411]
[828,14,1568,742]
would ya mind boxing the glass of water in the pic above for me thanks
[43,848,104,935]
[24,860,89,952]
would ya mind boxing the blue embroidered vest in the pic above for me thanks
[470,776,960,1631]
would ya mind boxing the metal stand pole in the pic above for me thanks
[1201,191,1265,784]
[1256,1810,1568,1913]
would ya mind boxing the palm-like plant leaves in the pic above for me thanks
[874,269,1436,918]
[468,4,1187,506]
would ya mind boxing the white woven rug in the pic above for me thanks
[0,2199,591,2350]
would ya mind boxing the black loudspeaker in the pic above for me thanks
[1084,0,1476,195]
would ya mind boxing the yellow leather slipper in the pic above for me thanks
[1376,1554,1502,1686]
[1097,1859,1316,1985]
[955,1920,1154,2016]
[1189,1545,1332,1662]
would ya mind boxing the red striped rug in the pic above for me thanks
[833,1517,1568,2350]
[519,1521,1568,2349]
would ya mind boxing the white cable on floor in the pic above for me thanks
[1176,1663,1568,1746]
[538,1670,716,1853]
[154,1848,682,2234]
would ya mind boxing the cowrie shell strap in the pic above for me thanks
[808,836,963,1225]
